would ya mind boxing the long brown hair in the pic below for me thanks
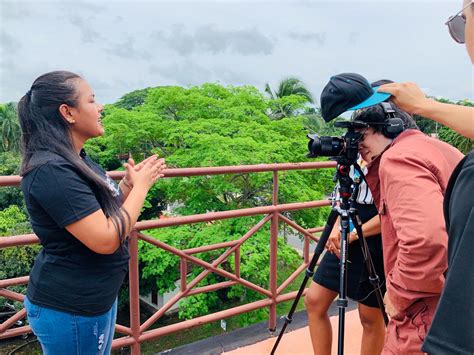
[17,71,129,242]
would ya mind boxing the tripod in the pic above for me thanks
[271,160,388,355]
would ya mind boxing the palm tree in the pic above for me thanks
[0,102,21,152]
[264,77,314,119]
[265,77,314,103]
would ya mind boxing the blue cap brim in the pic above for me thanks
[348,86,391,111]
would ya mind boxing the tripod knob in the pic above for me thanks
[338,165,350,174]
[337,298,348,307]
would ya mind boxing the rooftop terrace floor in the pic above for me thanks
[224,308,363,355]
[159,300,362,355]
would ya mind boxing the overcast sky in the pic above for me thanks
[1,0,473,106]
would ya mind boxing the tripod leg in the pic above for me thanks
[337,211,351,355]
[270,208,339,355]
[349,211,389,326]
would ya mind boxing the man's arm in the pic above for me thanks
[380,153,448,313]
[378,82,474,139]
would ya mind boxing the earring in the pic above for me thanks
[69,119,76,124]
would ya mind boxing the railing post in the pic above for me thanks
[304,234,310,263]
[180,258,187,291]
[272,171,278,205]
[269,171,279,332]
[235,247,240,278]
[129,230,141,355]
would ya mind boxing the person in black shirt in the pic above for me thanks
[17,71,166,354]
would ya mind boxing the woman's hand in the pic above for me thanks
[123,155,158,188]
[326,228,358,258]
[124,155,166,191]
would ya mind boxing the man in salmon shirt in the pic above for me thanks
[320,73,464,354]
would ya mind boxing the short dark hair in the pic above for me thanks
[351,103,419,137]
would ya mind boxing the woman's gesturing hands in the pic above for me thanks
[123,155,166,191]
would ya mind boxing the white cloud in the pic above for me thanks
[0,1,472,104]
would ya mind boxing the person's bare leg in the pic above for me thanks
[304,281,338,355]
[358,303,385,355]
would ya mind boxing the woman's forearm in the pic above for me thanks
[119,180,132,199]
[359,215,381,238]
[120,185,149,234]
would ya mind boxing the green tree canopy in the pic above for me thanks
[115,87,152,111]
[0,206,37,307]
[0,102,20,152]
[418,98,473,154]
[86,83,333,320]
[94,83,333,225]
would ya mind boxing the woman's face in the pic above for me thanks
[68,79,104,143]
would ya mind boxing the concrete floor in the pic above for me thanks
[223,309,363,355]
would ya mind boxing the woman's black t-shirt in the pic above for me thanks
[21,150,129,316]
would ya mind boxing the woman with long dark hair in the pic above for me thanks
[18,71,166,354]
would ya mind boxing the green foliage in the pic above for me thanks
[142,84,268,123]
[115,88,152,111]
[94,84,333,321]
[265,78,314,119]
[0,205,28,235]
[0,152,25,212]
[155,114,332,226]
[303,111,346,136]
[84,134,122,171]
[0,206,37,305]
[410,98,473,153]
[0,102,20,152]
[98,83,333,226]
[265,77,314,103]
[413,114,438,135]
[438,126,473,153]
[266,95,309,120]
[435,98,473,154]
[0,151,21,175]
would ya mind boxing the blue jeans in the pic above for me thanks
[24,296,117,355]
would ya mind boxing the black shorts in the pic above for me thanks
[313,203,386,308]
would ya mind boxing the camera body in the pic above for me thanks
[307,121,367,164]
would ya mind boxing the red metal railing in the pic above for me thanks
[0,161,336,353]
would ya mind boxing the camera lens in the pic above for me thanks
[307,134,345,158]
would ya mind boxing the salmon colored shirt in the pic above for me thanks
[365,130,464,315]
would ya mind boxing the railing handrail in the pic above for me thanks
[0,199,329,249]
[0,161,335,186]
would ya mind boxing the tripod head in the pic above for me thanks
[332,158,366,212]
